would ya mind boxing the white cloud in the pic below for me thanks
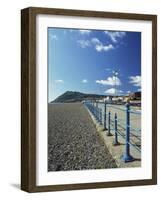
[105,88,123,94]
[95,44,114,52]
[78,37,114,52]
[129,75,141,87]
[77,40,91,48]
[54,80,64,83]
[127,90,131,94]
[137,88,141,92]
[82,79,88,83]
[104,31,126,43]
[91,38,101,45]
[79,29,91,35]
[96,76,121,86]
[91,37,114,52]
[50,34,58,40]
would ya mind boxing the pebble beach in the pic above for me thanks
[48,103,117,171]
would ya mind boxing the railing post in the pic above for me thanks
[91,101,93,113]
[107,111,112,136]
[93,102,94,114]
[97,107,100,122]
[113,113,119,145]
[97,102,100,122]
[122,103,134,162]
[100,108,102,125]
[104,102,107,130]
[95,104,97,120]
[95,103,98,121]
[94,102,96,118]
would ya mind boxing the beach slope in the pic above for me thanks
[48,103,117,171]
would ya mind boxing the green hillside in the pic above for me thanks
[50,91,106,103]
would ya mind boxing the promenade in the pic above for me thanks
[84,101,141,168]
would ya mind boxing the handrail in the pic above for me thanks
[106,105,126,112]
[84,100,141,162]
[129,110,141,115]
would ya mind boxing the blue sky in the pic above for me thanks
[48,28,141,102]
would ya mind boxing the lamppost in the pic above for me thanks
[113,70,119,97]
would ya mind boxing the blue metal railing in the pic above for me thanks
[84,100,141,163]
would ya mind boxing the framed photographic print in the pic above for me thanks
[21,7,157,192]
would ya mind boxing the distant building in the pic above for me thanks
[123,95,130,103]
[118,96,124,101]
[111,96,124,104]
[112,97,119,102]
[129,92,141,100]
[103,96,113,102]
